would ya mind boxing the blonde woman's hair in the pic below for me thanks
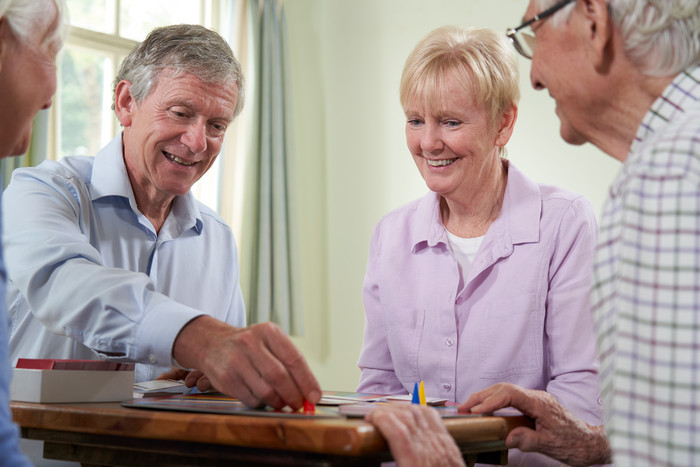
[400,26,520,130]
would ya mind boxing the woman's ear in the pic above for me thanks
[114,80,135,127]
[495,104,518,148]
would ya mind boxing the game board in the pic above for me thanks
[122,392,342,418]
[122,391,488,419]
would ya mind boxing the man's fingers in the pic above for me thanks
[215,348,286,409]
[195,375,212,392]
[229,378,266,409]
[459,383,514,413]
[368,406,466,467]
[407,404,443,432]
[248,347,304,408]
[226,325,303,409]
[184,370,204,387]
[155,368,189,381]
[367,408,416,460]
[504,426,535,450]
[176,318,320,410]
[506,387,554,420]
[241,367,287,409]
[257,323,322,405]
[460,382,547,419]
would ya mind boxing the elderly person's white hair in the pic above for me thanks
[535,0,700,76]
[0,0,68,50]
[113,24,246,119]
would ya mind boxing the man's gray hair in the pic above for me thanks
[536,0,700,76]
[113,24,245,118]
[0,0,68,50]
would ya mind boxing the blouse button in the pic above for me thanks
[455,296,464,304]
[445,337,454,346]
[443,384,452,391]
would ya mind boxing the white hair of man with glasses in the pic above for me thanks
[368,1,700,466]
[0,0,67,464]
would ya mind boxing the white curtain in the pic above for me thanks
[219,0,303,335]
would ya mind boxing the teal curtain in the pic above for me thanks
[0,109,50,189]
[235,0,303,335]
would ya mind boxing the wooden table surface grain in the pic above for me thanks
[11,400,533,465]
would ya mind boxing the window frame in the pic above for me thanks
[50,0,219,162]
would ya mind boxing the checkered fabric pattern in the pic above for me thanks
[592,65,700,466]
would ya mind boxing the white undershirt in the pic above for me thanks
[445,230,485,282]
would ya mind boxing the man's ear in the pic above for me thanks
[495,104,518,148]
[114,80,135,127]
[579,0,613,72]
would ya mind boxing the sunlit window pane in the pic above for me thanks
[65,0,117,34]
[119,0,202,41]
[59,46,114,159]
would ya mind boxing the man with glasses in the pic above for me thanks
[369,1,700,465]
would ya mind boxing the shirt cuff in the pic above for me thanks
[135,299,204,368]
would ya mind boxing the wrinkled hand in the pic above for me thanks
[155,368,189,381]
[366,405,466,467]
[459,383,611,466]
[172,316,321,410]
[155,369,213,391]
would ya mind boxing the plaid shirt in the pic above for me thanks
[593,65,700,466]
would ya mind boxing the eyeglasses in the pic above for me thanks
[506,0,576,59]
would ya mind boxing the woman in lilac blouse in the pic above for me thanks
[357,26,602,462]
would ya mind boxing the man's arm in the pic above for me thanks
[2,163,203,367]
[173,316,321,410]
[460,383,612,466]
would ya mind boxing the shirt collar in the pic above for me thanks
[412,191,445,250]
[630,65,700,156]
[89,133,204,235]
[497,162,541,245]
[410,160,541,252]
[90,133,132,200]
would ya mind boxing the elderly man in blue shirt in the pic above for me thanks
[4,23,320,411]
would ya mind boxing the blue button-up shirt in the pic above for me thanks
[0,192,30,466]
[4,134,246,382]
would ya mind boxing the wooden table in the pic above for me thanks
[11,400,533,466]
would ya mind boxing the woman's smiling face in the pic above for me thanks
[404,70,503,200]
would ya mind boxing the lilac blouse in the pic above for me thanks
[358,161,602,426]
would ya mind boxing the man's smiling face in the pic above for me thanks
[119,68,238,204]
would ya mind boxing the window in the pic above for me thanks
[68,0,204,41]
[55,0,221,206]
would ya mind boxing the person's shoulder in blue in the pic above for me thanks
[0,0,68,464]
